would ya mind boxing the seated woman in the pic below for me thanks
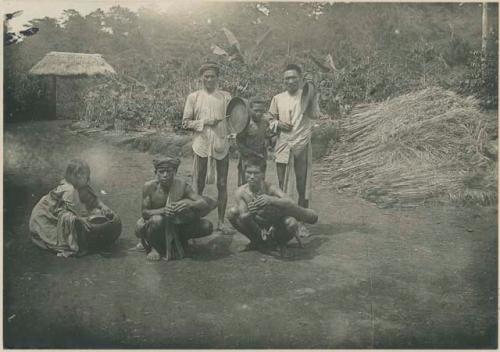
[29,159,121,257]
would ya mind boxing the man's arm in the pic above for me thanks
[234,188,254,219]
[261,184,297,209]
[263,184,318,224]
[268,96,292,132]
[179,184,208,212]
[182,93,204,131]
[141,182,165,219]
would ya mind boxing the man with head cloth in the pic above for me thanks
[135,156,217,261]
[182,61,232,233]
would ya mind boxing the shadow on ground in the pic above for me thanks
[3,121,497,348]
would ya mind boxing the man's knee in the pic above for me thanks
[307,209,318,224]
[301,208,318,224]
[199,219,213,237]
[226,207,239,221]
[182,219,213,239]
[240,212,254,223]
[203,196,218,212]
[147,215,164,233]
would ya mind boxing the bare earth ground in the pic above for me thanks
[3,120,497,348]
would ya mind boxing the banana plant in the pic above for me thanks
[310,52,338,73]
[211,26,273,66]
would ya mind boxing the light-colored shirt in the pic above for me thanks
[182,89,231,160]
[268,88,319,163]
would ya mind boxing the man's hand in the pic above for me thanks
[248,195,273,214]
[171,200,190,214]
[203,118,220,127]
[254,195,273,208]
[277,120,293,132]
[247,201,259,214]
[164,205,176,218]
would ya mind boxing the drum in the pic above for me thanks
[226,97,250,134]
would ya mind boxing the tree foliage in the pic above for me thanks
[4,3,498,125]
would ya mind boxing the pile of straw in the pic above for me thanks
[317,87,497,207]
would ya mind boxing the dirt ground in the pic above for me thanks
[3,120,498,348]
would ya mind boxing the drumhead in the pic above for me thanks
[226,97,250,134]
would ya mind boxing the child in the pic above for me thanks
[236,95,272,186]
[29,159,121,257]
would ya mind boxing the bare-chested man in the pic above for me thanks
[227,159,318,257]
[135,157,217,261]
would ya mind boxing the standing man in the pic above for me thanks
[268,63,320,237]
[182,61,231,233]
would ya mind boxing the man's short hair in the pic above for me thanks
[249,95,266,107]
[243,157,265,173]
[65,159,90,180]
[284,63,302,76]
[199,61,220,76]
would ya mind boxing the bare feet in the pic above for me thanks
[128,242,146,252]
[146,248,161,261]
[298,223,311,238]
[217,222,235,235]
[238,241,262,252]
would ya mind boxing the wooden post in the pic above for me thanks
[482,2,489,55]
[49,75,57,120]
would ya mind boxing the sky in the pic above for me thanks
[4,0,176,31]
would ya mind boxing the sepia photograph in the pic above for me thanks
[3,0,498,348]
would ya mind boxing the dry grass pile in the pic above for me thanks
[317,87,497,207]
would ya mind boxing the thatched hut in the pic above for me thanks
[29,52,116,119]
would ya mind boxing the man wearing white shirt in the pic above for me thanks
[182,61,231,233]
[268,64,320,237]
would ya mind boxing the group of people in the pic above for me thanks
[29,61,319,260]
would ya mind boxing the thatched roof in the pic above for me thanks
[29,51,116,77]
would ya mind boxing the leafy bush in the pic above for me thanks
[4,3,498,125]
[458,35,498,109]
